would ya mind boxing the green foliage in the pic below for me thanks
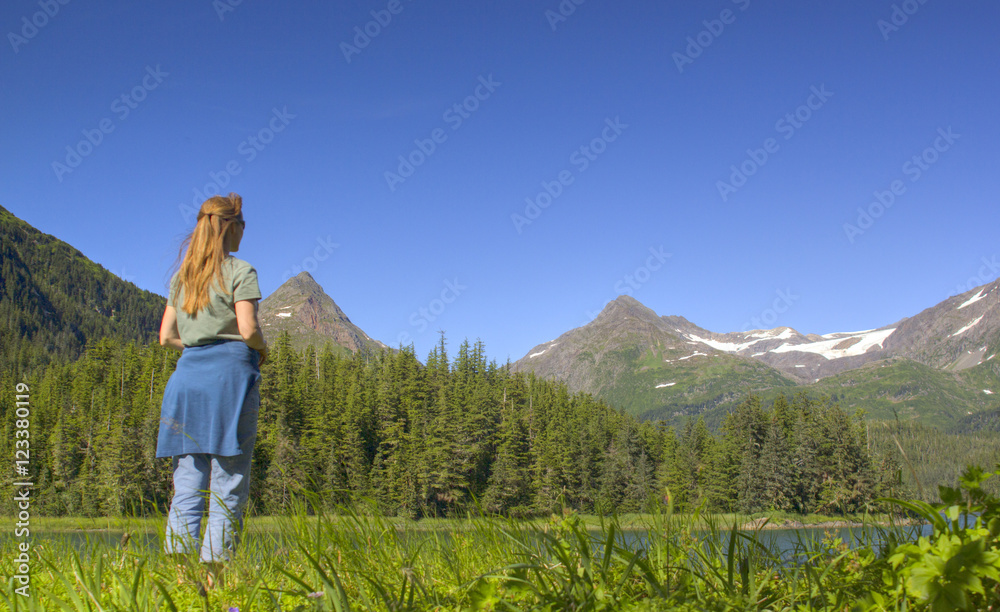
[876,466,1000,610]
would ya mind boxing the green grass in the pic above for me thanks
[0,497,932,611]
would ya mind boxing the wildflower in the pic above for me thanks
[307,591,325,599]
[229,607,240,612]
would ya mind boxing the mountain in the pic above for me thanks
[258,272,387,355]
[0,204,166,371]
[512,295,797,422]
[514,285,1000,429]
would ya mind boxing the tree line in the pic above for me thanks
[0,332,905,518]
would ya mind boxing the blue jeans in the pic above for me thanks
[163,386,259,563]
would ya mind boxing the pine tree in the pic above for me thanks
[483,382,531,515]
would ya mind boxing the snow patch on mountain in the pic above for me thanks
[687,334,761,353]
[958,289,988,310]
[656,382,676,388]
[678,352,707,361]
[770,328,896,360]
[686,328,795,354]
[529,350,547,358]
[276,312,292,318]
[951,316,984,337]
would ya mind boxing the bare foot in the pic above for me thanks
[173,562,187,586]
[204,562,225,590]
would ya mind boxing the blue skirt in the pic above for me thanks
[156,340,261,458]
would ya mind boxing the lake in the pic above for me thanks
[12,521,933,565]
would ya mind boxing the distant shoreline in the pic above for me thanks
[735,516,925,531]
[6,513,929,536]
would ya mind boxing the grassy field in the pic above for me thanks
[1,495,970,612]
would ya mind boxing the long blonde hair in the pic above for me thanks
[172,193,243,315]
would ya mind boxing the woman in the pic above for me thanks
[157,192,268,583]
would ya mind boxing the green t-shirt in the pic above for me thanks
[169,257,262,347]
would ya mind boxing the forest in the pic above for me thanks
[1,332,908,518]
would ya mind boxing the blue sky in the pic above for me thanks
[2,1,998,364]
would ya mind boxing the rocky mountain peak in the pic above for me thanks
[595,294,663,326]
[259,273,385,354]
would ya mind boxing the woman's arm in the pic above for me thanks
[236,299,268,365]
[159,305,185,351]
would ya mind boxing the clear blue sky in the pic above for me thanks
[2,1,998,363]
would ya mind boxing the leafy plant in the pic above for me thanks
[877,465,1000,611]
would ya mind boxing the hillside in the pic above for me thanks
[0,205,165,372]
[668,357,1000,431]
